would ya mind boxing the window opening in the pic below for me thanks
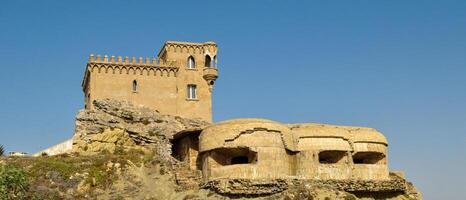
[352,152,385,164]
[132,80,138,92]
[205,55,212,67]
[187,84,197,99]
[187,56,195,69]
[318,151,347,164]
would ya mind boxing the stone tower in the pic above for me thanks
[81,41,219,122]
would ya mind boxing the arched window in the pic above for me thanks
[213,55,217,67]
[187,56,195,69]
[132,80,137,92]
[205,55,212,67]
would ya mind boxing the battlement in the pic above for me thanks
[88,54,178,67]
[165,40,216,46]
[158,41,218,57]
[82,54,181,91]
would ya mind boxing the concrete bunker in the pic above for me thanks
[350,128,389,180]
[199,119,296,180]
[292,124,353,180]
[289,124,390,180]
[172,119,392,183]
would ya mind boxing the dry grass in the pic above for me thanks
[0,149,154,199]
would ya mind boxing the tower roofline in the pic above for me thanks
[81,53,179,92]
[157,41,217,58]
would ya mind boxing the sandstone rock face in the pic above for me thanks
[72,99,210,157]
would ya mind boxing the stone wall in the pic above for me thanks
[83,41,218,122]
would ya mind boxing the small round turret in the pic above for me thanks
[203,67,218,89]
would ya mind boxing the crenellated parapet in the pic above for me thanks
[82,54,180,91]
[86,54,179,76]
[158,41,218,57]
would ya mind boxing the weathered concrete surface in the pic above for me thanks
[72,99,210,157]
[168,118,421,199]
[196,119,390,182]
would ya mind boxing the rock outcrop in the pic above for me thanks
[65,99,422,199]
[72,99,210,158]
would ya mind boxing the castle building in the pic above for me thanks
[82,41,219,122]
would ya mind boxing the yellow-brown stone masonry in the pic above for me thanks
[82,41,218,122]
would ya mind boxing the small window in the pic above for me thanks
[187,56,196,69]
[318,151,347,164]
[353,152,385,165]
[208,148,257,167]
[205,55,212,67]
[187,84,197,99]
[132,80,138,92]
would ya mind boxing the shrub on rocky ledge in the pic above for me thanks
[0,164,29,199]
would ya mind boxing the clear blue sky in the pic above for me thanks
[1,1,465,199]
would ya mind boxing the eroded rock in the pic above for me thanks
[72,99,210,157]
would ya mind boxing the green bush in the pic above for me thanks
[30,158,78,178]
[84,158,116,188]
[0,164,30,200]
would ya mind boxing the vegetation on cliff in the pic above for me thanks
[0,150,169,199]
[0,164,29,200]
[0,100,421,199]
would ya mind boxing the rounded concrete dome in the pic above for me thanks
[199,118,295,152]
[290,123,388,145]
[349,128,388,145]
[290,123,351,139]
[214,118,281,126]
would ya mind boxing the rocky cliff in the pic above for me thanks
[0,99,421,199]
[72,99,209,158]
